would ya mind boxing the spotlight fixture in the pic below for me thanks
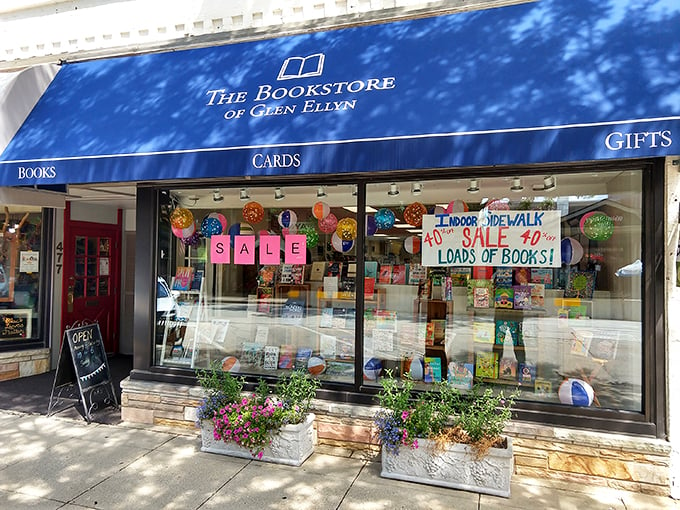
[387,183,399,196]
[316,186,327,198]
[351,184,358,196]
[532,175,557,192]
[239,188,250,201]
[510,177,524,192]
[213,189,224,202]
[411,182,423,195]
[467,179,480,193]
[274,187,285,201]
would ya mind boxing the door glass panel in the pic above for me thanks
[99,238,110,257]
[98,277,109,295]
[75,259,86,277]
[74,278,84,298]
[87,237,97,256]
[87,259,97,277]
[75,236,86,256]
[87,278,97,296]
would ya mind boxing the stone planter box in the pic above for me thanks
[381,437,513,498]
[200,413,315,467]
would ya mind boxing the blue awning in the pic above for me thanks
[1,0,679,186]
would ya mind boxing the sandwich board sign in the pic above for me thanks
[48,321,118,422]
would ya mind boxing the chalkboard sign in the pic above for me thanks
[49,322,117,422]
[0,314,27,338]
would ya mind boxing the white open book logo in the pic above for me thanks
[277,53,325,80]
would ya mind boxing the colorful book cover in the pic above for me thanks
[256,286,273,314]
[280,298,305,324]
[570,329,591,356]
[408,264,427,284]
[190,269,204,291]
[172,266,194,291]
[530,268,554,289]
[564,270,596,299]
[494,267,513,287]
[513,267,531,285]
[364,261,379,280]
[364,276,376,297]
[241,342,264,366]
[425,322,435,346]
[424,357,442,383]
[589,333,619,361]
[450,267,472,287]
[513,285,532,310]
[391,264,407,284]
[448,362,474,390]
[279,264,294,284]
[494,287,514,309]
[290,264,305,284]
[378,265,393,284]
[518,363,536,385]
[499,358,518,380]
[530,283,545,308]
[534,379,552,396]
[326,261,343,277]
[263,345,280,370]
[278,345,296,369]
[473,266,494,280]
[472,321,495,343]
[495,320,521,346]
[310,261,326,281]
[258,266,277,286]
[475,351,499,379]
[294,347,313,371]
[444,276,453,301]
[431,319,447,345]
[467,279,493,308]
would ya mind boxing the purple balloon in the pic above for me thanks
[366,215,377,236]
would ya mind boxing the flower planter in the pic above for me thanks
[200,413,315,467]
[381,437,513,498]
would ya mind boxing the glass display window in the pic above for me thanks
[361,172,643,412]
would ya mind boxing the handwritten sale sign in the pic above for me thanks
[421,210,561,267]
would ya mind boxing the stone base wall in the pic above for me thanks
[0,348,50,381]
[120,377,671,496]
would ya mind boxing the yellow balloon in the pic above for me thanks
[336,217,358,241]
[170,208,194,229]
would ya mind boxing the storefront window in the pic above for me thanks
[155,185,358,384]
[362,171,643,412]
[0,209,43,343]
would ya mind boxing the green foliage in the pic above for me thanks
[275,370,321,423]
[457,385,517,444]
[195,360,245,421]
[254,378,271,406]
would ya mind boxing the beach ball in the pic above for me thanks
[312,201,330,220]
[331,232,354,252]
[374,208,396,230]
[221,356,241,373]
[282,225,298,236]
[580,212,615,241]
[336,217,358,240]
[208,212,227,232]
[445,200,469,214]
[182,231,201,246]
[278,209,297,229]
[403,202,427,227]
[486,199,510,211]
[558,378,594,406]
[228,222,254,237]
[409,358,424,381]
[365,215,377,236]
[307,356,326,376]
[298,224,319,248]
[172,222,196,239]
[318,213,338,234]
[363,357,382,381]
[242,201,265,224]
[404,235,421,254]
[200,215,223,238]
[170,208,194,229]
[561,237,584,265]
[433,205,445,215]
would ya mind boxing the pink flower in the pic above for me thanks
[257,451,263,459]
[401,411,410,421]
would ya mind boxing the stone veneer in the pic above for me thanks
[0,348,50,381]
[121,377,671,496]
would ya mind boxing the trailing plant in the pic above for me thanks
[195,360,244,421]
[275,370,321,425]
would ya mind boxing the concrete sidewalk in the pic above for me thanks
[0,410,678,510]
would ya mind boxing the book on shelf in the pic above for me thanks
[444,276,453,301]
[290,265,305,284]
[294,347,313,371]
[494,287,514,309]
[447,362,474,390]
[450,267,472,287]
[495,320,522,346]
[529,283,545,308]
[172,266,194,291]
[319,307,334,328]
[241,342,264,367]
[425,322,435,346]
[530,268,554,289]
[323,276,339,298]
[391,264,407,285]
[326,261,343,277]
[513,285,532,310]
[475,351,499,379]
[332,308,347,329]
[513,267,531,285]
[175,301,194,321]
[423,357,442,383]
[378,265,393,284]
[499,357,518,380]
[346,263,357,278]
[467,279,493,308]
[534,379,552,395]
[408,264,427,285]
[431,319,446,345]
[564,270,596,299]
[279,264,294,284]
[472,321,495,343]
[278,345,296,369]
[258,266,277,287]
[589,332,619,361]
[190,269,204,291]
[364,261,378,280]
[569,329,591,356]
[263,345,280,370]
[518,363,537,385]
[364,277,376,297]
[310,261,326,281]
[256,286,274,314]
[281,298,305,324]
[494,267,513,288]
[473,266,494,280]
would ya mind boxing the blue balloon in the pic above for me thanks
[374,208,395,230]
[201,216,223,238]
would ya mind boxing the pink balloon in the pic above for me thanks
[318,213,338,234]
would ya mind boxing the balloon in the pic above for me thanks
[242,201,265,224]
[445,200,468,214]
[403,202,427,227]
[200,215,223,238]
[331,232,354,252]
[363,357,382,381]
[404,235,421,254]
[374,208,395,230]
[172,222,195,239]
[336,217,358,240]
[208,212,227,231]
[312,201,331,220]
[561,237,584,265]
[170,208,194,229]
[558,378,594,406]
[278,209,297,229]
[486,199,510,211]
[182,231,201,246]
[282,225,298,235]
[581,212,614,241]
[365,215,377,236]
[299,224,319,248]
[318,213,338,234]
[433,205,445,215]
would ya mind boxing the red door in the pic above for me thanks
[61,204,122,353]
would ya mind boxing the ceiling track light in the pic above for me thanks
[510,177,524,192]
[274,187,285,201]
[213,189,224,202]
[316,186,327,198]
[411,182,423,195]
[239,188,250,201]
[387,182,399,196]
[532,175,557,192]
[467,178,480,193]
